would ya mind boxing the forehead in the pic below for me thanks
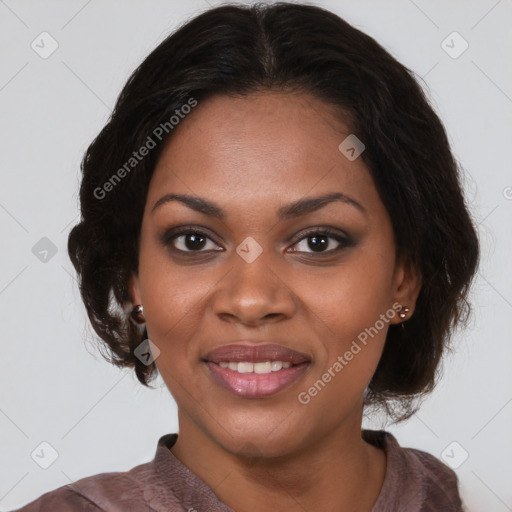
[147,92,379,217]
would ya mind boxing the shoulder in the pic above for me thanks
[12,434,191,511]
[12,484,103,511]
[13,464,165,511]
[363,430,464,512]
[403,444,463,511]
[407,445,462,495]
[12,441,171,511]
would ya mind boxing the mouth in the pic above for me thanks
[202,343,311,398]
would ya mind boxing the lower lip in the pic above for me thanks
[205,361,310,399]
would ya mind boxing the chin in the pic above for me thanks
[211,422,307,460]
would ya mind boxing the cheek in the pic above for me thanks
[303,251,395,336]
[299,279,390,413]
[297,248,394,389]
[136,236,208,376]
[138,230,208,322]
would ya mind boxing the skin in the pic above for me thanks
[130,91,422,512]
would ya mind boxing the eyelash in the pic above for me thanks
[160,225,352,257]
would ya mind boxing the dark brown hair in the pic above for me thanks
[68,2,479,422]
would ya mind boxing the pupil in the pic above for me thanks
[186,233,206,250]
[309,235,328,252]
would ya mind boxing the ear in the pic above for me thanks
[129,272,142,305]
[389,255,422,325]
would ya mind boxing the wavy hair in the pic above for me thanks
[68,2,479,422]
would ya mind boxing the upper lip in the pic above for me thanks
[203,342,311,365]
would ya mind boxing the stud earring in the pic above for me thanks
[399,305,410,320]
[131,304,145,324]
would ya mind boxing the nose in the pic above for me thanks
[212,245,297,327]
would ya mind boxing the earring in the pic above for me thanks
[131,304,145,324]
[399,305,409,320]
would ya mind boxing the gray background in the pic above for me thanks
[1,0,511,510]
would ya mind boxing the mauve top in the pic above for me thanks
[14,430,464,511]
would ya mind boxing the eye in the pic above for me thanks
[161,226,352,256]
[289,228,351,255]
[162,228,221,253]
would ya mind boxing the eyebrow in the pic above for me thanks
[151,191,366,219]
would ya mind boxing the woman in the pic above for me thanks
[16,2,479,511]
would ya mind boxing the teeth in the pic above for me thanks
[218,361,292,373]
[238,362,254,373]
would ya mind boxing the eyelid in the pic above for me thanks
[288,226,350,244]
[287,227,352,254]
[160,225,222,245]
[161,224,352,255]
[159,232,221,258]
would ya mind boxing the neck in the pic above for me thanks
[170,412,386,512]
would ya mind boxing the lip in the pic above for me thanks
[202,342,311,399]
[203,343,311,365]
[205,361,310,398]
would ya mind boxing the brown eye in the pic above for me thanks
[167,230,220,252]
[290,229,352,255]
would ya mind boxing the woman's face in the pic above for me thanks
[131,91,420,457]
